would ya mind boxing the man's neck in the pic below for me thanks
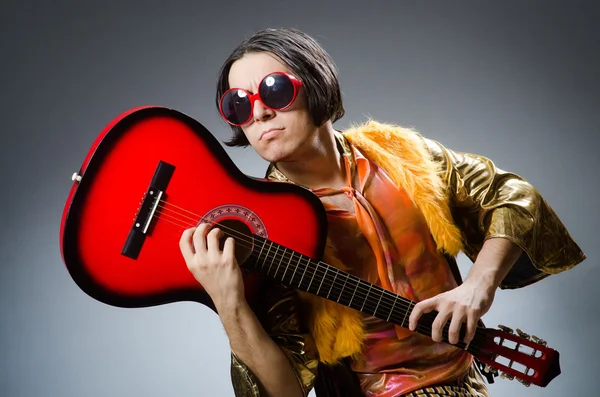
[274,123,347,190]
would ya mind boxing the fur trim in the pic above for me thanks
[344,120,463,256]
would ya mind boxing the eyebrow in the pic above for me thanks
[229,77,260,93]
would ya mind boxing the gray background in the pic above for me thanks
[1,1,598,396]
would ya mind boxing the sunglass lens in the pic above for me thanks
[259,74,295,109]
[221,90,252,125]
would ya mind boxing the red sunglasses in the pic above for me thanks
[219,72,303,126]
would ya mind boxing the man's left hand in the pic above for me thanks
[407,281,495,345]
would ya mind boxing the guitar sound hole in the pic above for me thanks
[212,219,253,265]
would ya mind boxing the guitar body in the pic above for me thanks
[60,106,328,311]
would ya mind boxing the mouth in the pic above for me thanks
[260,128,284,141]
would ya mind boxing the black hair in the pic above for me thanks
[215,27,345,147]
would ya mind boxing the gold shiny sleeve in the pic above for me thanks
[230,281,319,397]
[423,138,585,289]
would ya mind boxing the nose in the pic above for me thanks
[252,98,275,122]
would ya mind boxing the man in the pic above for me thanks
[178,28,585,397]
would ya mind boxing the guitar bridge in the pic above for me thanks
[121,160,175,259]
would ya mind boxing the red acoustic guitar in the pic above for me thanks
[60,106,560,388]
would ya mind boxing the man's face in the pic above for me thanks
[227,52,318,163]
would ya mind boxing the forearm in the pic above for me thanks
[464,237,524,292]
[217,299,304,397]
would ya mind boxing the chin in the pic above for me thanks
[258,142,295,164]
[262,152,289,164]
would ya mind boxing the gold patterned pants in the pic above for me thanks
[403,365,490,397]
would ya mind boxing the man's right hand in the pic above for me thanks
[179,224,304,397]
[179,223,246,311]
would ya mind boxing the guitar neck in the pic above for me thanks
[248,236,483,355]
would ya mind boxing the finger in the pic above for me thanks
[431,309,452,343]
[192,223,212,254]
[448,310,466,345]
[206,227,224,255]
[179,228,197,263]
[409,298,436,331]
[222,237,236,262]
[465,312,479,344]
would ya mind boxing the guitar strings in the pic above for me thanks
[149,199,491,355]
[154,200,426,321]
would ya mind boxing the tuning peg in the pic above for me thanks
[498,324,513,334]
[516,328,531,340]
[484,365,499,376]
[499,372,515,380]
[532,335,547,346]
[518,378,531,387]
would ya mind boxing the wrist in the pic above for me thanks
[214,294,249,317]
[464,269,499,293]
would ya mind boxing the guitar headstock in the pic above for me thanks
[476,324,561,387]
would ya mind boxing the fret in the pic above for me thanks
[373,289,384,317]
[401,301,414,328]
[297,255,310,289]
[255,238,268,269]
[281,248,293,284]
[262,241,274,273]
[387,295,398,322]
[360,283,372,311]
[337,272,349,303]
[349,276,360,309]
[273,247,286,279]
[326,267,337,299]
[316,265,328,295]
[306,259,317,292]
[290,253,302,286]
[267,244,279,275]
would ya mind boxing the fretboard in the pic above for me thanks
[249,235,479,354]
[251,236,415,328]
